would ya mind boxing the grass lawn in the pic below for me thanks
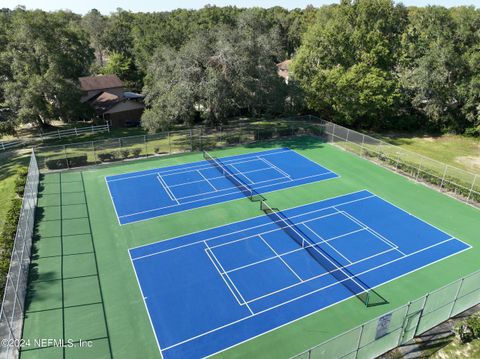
[429,337,480,358]
[0,151,30,230]
[378,133,480,175]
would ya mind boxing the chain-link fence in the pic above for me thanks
[317,118,480,206]
[34,121,325,172]
[0,150,39,358]
[292,269,480,359]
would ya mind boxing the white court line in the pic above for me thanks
[165,167,270,189]
[302,223,353,264]
[119,171,336,219]
[107,148,293,182]
[131,194,375,261]
[156,173,179,204]
[165,167,288,202]
[224,228,370,275]
[197,170,217,191]
[229,164,255,185]
[205,242,254,316]
[127,251,163,357]
[104,177,121,226]
[258,234,303,282]
[204,246,244,306]
[258,156,291,179]
[161,236,466,353]
[200,244,471,359]
[336,209,401,251]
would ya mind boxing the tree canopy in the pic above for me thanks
[0,3,479,135]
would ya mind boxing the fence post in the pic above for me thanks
[190,128,193,152]
[354,324,365,358]
[92,141,96,163]
[346,129,350,142]
[1,141,4,151]
[63,145,69,169]
[414,293,429,337]
[57,129,61,139]
[75,127,78,136]
[144,135,148,157]
[440,165,448,189]
[359,134,365,156]
[416,157,424,181]
[449,278,465,318]
[168,131,171,154]
[397,302,412,346]
[332,123,336,142]
[467,175,478,202]
[119,138,122,149]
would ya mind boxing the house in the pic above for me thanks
[276,59,292,84]
[79,75,144,128]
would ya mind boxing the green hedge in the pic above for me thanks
[45,155,88,169]
[0,167,27,296]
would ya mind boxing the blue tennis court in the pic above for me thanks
[129,190,471,359]
[106,148,338,224]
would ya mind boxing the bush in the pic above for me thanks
[46,158,68,170]
[97,152,116,162]
[225,136,240,144]
[254,129,274,140]
[131,148,142,158]
[67,155,88,168]
[277,127,293,137]
[14,167,28,196]
[120,149,130,159]
[456,314,480,343]
[0,198,22,295]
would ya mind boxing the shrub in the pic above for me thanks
[456,314,480,344]
[225,136,240,144]
[97,152,116,162]
[67,155,88,168]
[254,129,274,141]
[14,167,28,196]
[131,148,142,158]
[45,158,68,170]
[276,127,288,137]
[120,149,130,159]
[0,198,22,295]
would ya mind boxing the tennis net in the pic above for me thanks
[260,200,371,306]
[203,151,254,199]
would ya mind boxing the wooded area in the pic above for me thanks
[0,1,479,134]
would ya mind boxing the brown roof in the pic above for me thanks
[276,59,292,80]
[90,92,121,114]
[79,75,124,91]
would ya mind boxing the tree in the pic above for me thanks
[142,12,288,132]
[1,9,94,127]
[101,52,134,84]
[81,9,107,67]
[292,0,407,128]
[397,6,470,131]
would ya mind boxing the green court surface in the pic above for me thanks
[22,137,480,358]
